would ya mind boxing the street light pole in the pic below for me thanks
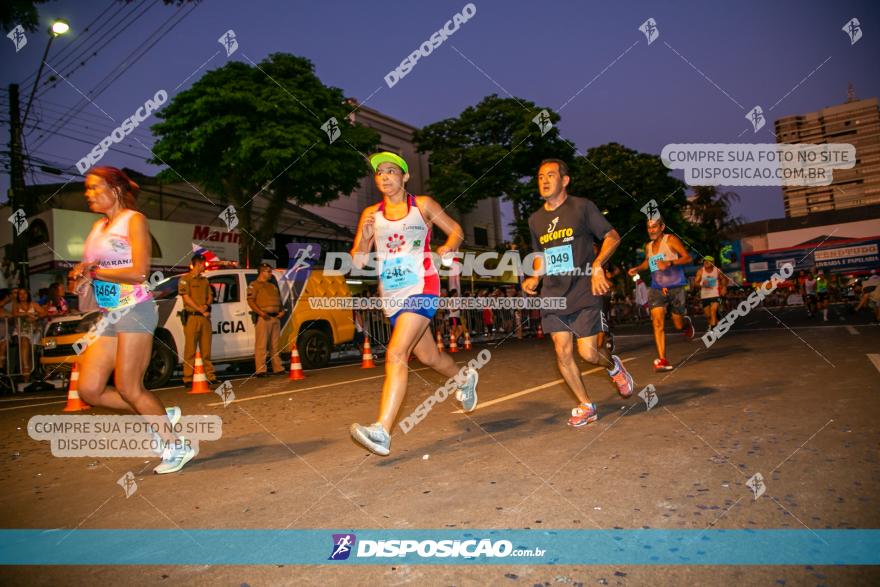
[20,38,54,131]
[6,19,70,290]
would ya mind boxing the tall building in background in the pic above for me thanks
[775,89,880,217]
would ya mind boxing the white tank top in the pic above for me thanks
[700,266,720,298]
[373,194,440,316]
[82,209,152,310]
[804,278,816,295]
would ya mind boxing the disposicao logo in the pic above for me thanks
[328,533,356,560]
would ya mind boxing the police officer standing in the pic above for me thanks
[247,263,286,377]
[179,254,218,384]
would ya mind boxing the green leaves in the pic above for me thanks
[571,143,691,264]
[149,53,379,264]
[684,185,742,259]
[416,95,715,267]
[414,95,574,214]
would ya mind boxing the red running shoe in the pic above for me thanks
[653,358,674,372]
[567,403,598,427]
[682,315,695,340]
[609,355,634,398]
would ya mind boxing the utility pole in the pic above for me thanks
[5,20,70,291]
[8,84,25,205]
[7,83,29,289]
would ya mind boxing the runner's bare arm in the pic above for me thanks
[590,230,620,295]
[416,196,464,255]
[627,247,651,276]
[667,235,692,266]
[592,229,621,270]
[522,255,544,295]
[90,213,152,285]
[351,205,379,269]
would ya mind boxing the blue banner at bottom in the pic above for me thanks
[1,530,878,565]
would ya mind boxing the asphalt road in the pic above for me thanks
[1,304,878,585]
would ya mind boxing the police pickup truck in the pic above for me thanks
[41,268,355,388]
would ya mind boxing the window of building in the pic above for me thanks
[473,226,489,247]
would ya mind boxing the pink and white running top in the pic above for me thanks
[82,209,152,310]
[374,194,439,316]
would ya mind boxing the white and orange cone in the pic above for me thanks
[463,329,472,350]
[62,363,90,412]
[360,338,376,369]
[448,333,459,353]
[536,322,545,339]
[436,329,444,352]
[289,344,306,380]
[188,351,211,394]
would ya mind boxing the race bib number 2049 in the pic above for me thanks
[544,244,574,275]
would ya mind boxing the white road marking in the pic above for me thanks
[452,356,637,414]
[0,362,442,410]
[206,367,434,406]
[0,400,68,412]
[156,359,467,393]
[868,354,880,375]
[0,395,66,403]
[846,325,859,335]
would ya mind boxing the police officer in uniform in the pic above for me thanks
[178,254,218,384]
[247,263,286,377]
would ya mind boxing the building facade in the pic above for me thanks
[729,205,880,283]
[775,94,880,217]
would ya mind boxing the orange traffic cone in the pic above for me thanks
[536,322,545,339]
[289,344,306,380]
[463,329,472,350]
[188,351,211,394]
[436,329,444,352]
[360,338,376,369]
[63,363,90,412]
[448,333,459,353]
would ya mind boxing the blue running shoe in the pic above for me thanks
[455,367,479,413]
[153,438,196,474]
[350,422,391,456]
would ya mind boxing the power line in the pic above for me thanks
[26,100,153,142]
[0,153,76,176]
[1,117,150,154]
[48,1,145,82]
[17,0,122,88]
[32,3,198,152]
[2,92,155,142]
[36,0,157,98]
[0,120,154,160]
[0,112,153,154]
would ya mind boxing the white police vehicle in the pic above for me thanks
[41,268,355,388]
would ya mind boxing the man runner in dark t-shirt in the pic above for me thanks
[522,159,635,427]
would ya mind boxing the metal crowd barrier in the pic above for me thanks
[352,303,544,350]
[1,315,40,393]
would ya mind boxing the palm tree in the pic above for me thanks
[686,186,742,259]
